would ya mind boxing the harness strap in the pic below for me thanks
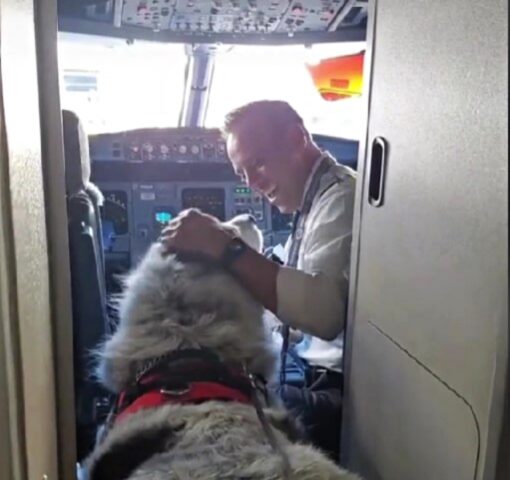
[246,369,292,479]
[280,154,339,385]
[115,350,255,421]
[115,381,252,424]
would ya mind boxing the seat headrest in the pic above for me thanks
[62,110,92,196]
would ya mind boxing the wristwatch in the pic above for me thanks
[220,237,248,267]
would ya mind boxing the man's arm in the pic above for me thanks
[160,178,354,340]
[158,209,337,328]
[226,243,349,340]
[276,267,348,340]
[227,246,280,313]
[215,243,346,341]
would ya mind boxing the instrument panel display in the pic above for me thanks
[91,128,359,265]
[153,208,175,235]
[103,190,129,235]
[181,187,226,221]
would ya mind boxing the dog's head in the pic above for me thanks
[95,213,276,393]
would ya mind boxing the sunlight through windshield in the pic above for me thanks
[206,42,365,139]
[58,34,365,140]
[58,34,187,134]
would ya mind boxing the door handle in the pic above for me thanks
[368,136,388,207]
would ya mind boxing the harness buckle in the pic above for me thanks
[160,386,191,397]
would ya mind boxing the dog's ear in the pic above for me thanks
[88,424,183,480]
[224,214,264,253]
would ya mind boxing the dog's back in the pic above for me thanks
[87,215,359,479]
[87,401,358,479]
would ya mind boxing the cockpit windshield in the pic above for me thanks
[206,42,365,139]
[58,34,364,139]
[58,34,188,133]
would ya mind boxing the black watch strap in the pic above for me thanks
[220,237,248,267]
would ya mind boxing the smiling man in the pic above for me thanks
[160,100,356,461]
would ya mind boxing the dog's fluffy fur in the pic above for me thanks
[87,212,359,479]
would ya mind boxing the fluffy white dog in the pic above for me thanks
[86,212,359,480]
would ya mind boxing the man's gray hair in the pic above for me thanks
[222,100,305,138]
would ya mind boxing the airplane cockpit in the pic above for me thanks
[0,0,506,478]
[57,0,368,463]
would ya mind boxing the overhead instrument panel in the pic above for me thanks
[138,0,291,34]
[276,0,352,34]
[58,0,367,43]
[122,0,176,31]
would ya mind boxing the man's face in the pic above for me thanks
[226,122,304,213]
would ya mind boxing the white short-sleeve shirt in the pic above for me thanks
[276,153,356,371]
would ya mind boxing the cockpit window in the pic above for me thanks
[58,34,365,140]
[205,42,365,140]
[58,33,187,134]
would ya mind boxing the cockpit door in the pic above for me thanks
[343,0,508,478]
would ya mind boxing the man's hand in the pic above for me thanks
[161,208,279,315]
[159,209,235,260]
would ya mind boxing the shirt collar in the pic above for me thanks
[298,151,331,211]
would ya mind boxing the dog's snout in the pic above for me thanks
[247,214,257,224]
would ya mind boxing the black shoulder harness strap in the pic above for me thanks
[280,154,342,385]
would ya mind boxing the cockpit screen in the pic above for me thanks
[181,187,226,220]
[103,191,128,235]
[153,208,175,234]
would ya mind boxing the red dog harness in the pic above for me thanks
[116,380,252,424]
[112,349,257,425]
[91,350,289,480]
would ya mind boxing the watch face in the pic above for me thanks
[223,237,247,265]
[230,238,245,252]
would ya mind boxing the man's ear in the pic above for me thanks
[286,123,307,151]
